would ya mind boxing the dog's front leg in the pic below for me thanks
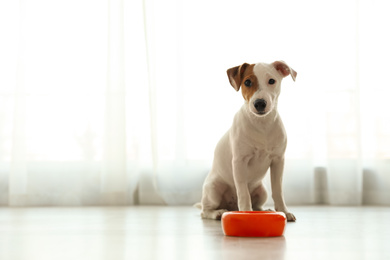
[270,158,296,222]
[232,158,252,211]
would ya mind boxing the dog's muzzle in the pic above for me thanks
[253,99,267,114]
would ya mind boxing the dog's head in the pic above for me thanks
[227,61,297,117]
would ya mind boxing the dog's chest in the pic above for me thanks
[253,139,278,156]
[244,139,284,176]
[248,144,276,165]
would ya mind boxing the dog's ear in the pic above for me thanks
[227,63,250,91]
[272,61,297,81]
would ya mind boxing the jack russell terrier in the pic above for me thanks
[197,61,297,222]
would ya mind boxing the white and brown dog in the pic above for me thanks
[197,61,297,222]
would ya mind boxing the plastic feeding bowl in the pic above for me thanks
[221,211,287,237]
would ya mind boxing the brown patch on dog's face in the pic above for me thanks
[227,63,259,101]
[240,64,259,102]
[227,63,250,91]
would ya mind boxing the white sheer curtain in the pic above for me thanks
[0,0,149,206]
[0,0,389,206]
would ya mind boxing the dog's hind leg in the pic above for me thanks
[200,181,228,220]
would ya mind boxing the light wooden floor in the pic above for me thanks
[0,206,389,260]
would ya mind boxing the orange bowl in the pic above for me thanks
[221,211,286,237]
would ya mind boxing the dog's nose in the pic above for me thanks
[254,99,267,112]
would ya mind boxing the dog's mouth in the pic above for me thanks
[251,110,269,117]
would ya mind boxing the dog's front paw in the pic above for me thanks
[285,212,296,222]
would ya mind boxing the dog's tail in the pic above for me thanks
[193,202,202,210]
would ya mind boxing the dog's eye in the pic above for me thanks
[268,79,275,85]
[244,79,252,87]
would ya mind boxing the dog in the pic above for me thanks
[197,61,297,222]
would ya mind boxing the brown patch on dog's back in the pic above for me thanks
[240,64,259,102]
